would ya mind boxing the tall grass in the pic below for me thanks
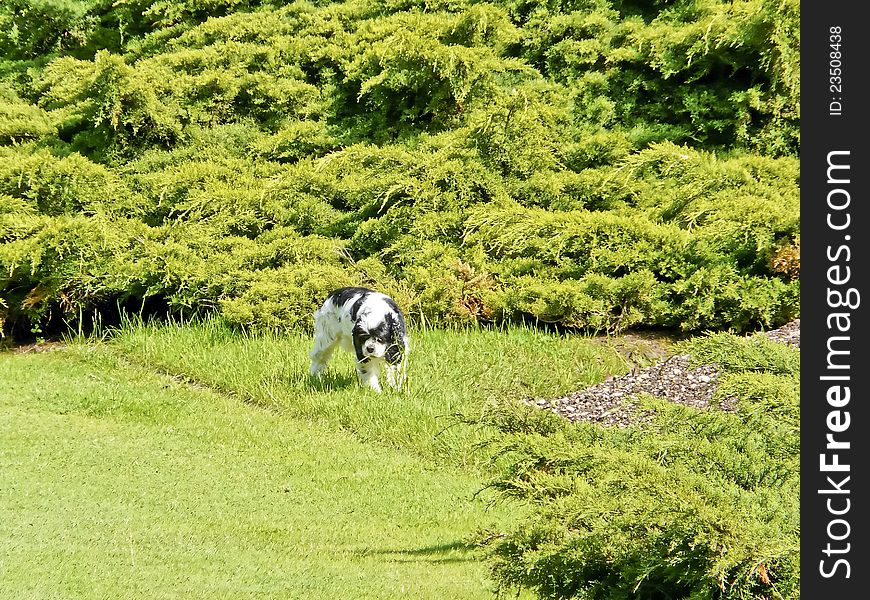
[106,316,631,469]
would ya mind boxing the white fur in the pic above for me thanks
[309,290,409,392]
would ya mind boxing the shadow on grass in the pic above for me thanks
[304,370,358,392]
[358,541,479,564]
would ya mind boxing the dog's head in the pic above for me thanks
[353,312,407,363]
[349,291,409,365]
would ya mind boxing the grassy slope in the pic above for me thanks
[110,320,630,466]
[1,324,630,598]
[0,348,504,599]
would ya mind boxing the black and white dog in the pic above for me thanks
[309,287,409,392]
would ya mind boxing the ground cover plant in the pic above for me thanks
[475,332,800,599]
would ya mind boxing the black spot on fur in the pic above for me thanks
[355,344,369,363]
[327,287,374,305]
[385,344,402,365]
[349,297,367,321]
[384,300,408,336]
[327,287,374,321]
[383,314,408,364]
[369,319,390,341]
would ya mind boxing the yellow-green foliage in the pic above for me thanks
[0,147,137,215]
[0,88,56,144]
[1,0,799,338]
[477,334,799,599]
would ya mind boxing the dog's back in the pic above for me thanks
[321,287,374,317]
[310,287,409,392]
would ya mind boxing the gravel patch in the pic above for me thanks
[760,318,800,348]
[526,319,800,427]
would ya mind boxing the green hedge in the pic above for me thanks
[1,0,799,338]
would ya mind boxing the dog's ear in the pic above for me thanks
[392,314,405,345]
[384,314,405,364]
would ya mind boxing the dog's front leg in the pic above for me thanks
[356,361,382,393]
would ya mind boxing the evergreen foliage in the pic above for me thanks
[475,333,799,599]
[1,0,798,338]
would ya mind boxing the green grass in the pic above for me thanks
[110,319,631,468]
[1,322,632,598]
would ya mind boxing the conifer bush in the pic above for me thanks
[1,0,800,336]
[475,334,800,599]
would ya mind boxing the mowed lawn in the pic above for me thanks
[1,323,631,599]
